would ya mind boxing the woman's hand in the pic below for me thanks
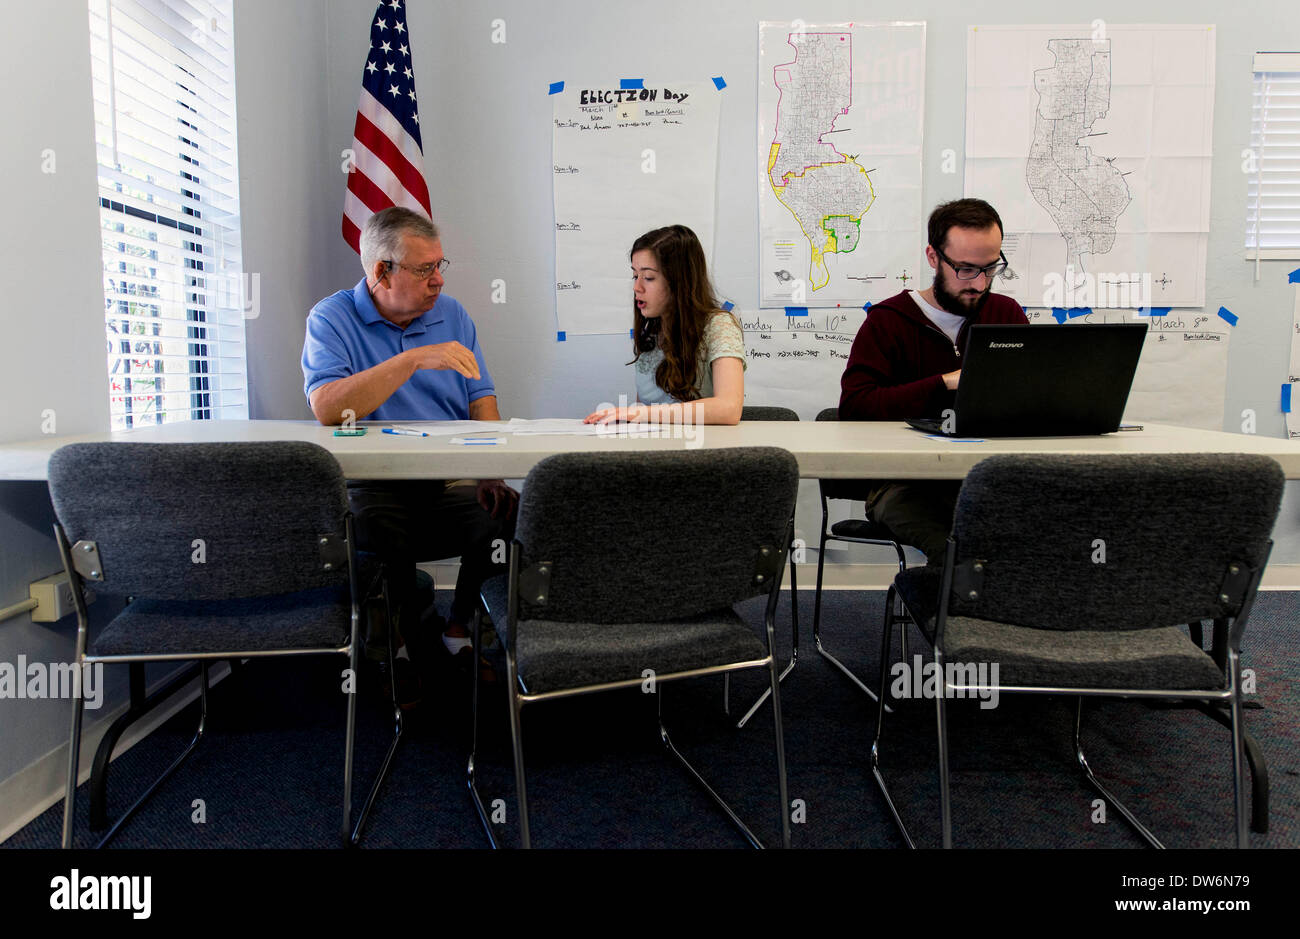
[583,404,649,424]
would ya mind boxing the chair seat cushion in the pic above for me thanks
[892,568,1224,690]
[942,617,1226,691]
[90,586,352,657]
[830,518,900,542]
[480,576,768,694]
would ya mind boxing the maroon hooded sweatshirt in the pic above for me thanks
[840,290,1029,421]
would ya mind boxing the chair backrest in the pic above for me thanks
[48,442,350,601]
[814,407,876,502]
[513,448,799,623]
[741,406,799,422]
[947,454,1284,631]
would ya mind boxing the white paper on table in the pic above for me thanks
[504,418,605,436]
[388,422,509,436]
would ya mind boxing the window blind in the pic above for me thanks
[88,0,247,430]
[1246,52,1300,260]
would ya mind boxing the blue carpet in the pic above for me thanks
[5,590,1296,849]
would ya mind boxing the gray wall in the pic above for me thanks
[1,0,1298,801]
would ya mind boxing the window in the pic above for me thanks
[1246,52,1300,261]
[89,0,247,430]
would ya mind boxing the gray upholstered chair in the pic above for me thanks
[872,454,1283,849]
[468,447,798,848]
[48,441,400,848]
[810,407,914,703]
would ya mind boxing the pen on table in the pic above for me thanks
[383,427,428,437]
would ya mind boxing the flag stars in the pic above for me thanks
[388,84,401,97]
[384,61,396,75]
[379,40,392,53]
[398,43,409,57]
[407,89,416,101]
[412,112,419,125]
[394,21,405,35]
[388,0,401,9]
[365,60,377,74]
[403,66,412,80]
[374,17,387,30]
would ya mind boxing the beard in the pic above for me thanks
[932,268,992,318]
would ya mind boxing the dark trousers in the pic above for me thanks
[865,480,962,565]
[347,480,515,633]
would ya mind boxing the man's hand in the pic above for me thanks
[583,404,649,424]
[477,479,518,519]
[408,342,481,380]
[942,369,961,391]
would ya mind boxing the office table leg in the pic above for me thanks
[88,661,202,831]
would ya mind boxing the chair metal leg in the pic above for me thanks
[734,546,800,729]
[341,640,358,845]
[1073,697,1164,849]
[94,662,211,849]
[1191,701,1268,833]
[504,649,531,848]
[467,607,500,848]
[1228,652,1249,849]
[61,669,87,849]
[351,574,404,846]
[870,585,915,848]
[659,688,768,848]
[812,533,896,708]
[935,650,953,849]
[88,661,201,831]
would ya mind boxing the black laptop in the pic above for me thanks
[905,323,1148,437]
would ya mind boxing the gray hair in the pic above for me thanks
[359,207,440,275]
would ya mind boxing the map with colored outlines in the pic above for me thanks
[767,32,876,291]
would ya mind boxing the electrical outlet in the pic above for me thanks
[29,572,92,622]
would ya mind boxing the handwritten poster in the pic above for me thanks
[1023,309,1230,430]
[552,80,721,336]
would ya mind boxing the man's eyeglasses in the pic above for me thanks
[933,246,1008,281]
[386,258,451,279]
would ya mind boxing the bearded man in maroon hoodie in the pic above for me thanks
[839,198,1027,563]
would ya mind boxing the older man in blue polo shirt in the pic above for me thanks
[303,207,516,690]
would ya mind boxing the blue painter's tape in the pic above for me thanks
[620,78,644,89]
[1139,307,1171,317]
[722,300,734,311]
[1289,267,1300,284]
[556,331,566,342]
[1284,383,1292,414]
[1067,307,1092,319]
[862,301,872,311]
[1050,308,1069,324]
[629,329,634,338]
[1217,306,1238,327]
[712,76,727,90]
[784,307,809,316]
[548,81,564,95]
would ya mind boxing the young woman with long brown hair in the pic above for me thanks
[583,225,744,425]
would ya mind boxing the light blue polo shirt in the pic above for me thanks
[302,278,495,421]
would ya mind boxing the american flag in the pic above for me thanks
[342,0,433,253]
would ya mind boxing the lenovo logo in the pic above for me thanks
[987,341,1024,349]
